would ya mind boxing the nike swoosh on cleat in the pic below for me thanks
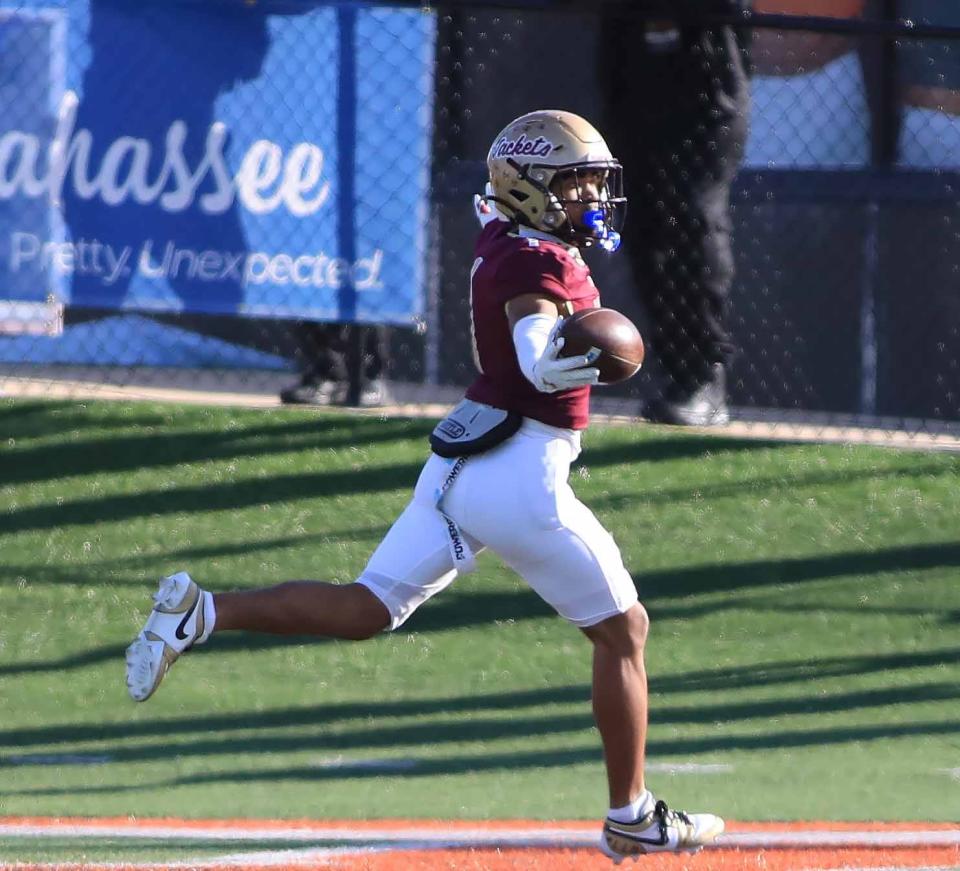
[174,596,199,641]
[604,825,667,846]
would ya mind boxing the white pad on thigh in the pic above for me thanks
[503,497,637,628]
[440,420,638,628]
[357,471,483,630]
[359,422,636,631]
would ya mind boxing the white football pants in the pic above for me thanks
[357,417,638,629]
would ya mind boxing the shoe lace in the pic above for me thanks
[653,799,693,836]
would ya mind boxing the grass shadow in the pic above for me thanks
[0,400,167,440]
[1,416,431,487]
[3,645,957,748]
[3,527,391,587]
[1,462,422,536]
[635,541,960,599]
[592,462,954,510]
[0,684,591,748]
[580,435,790,468]
[6,715,959,798]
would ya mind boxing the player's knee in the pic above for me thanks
[638,603,650,637]
[340,583,392,640]
[584,602,649,657]
[621,602,649,652]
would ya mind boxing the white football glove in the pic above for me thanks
[531,320,601,393]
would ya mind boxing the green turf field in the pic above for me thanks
[1,398,958,827]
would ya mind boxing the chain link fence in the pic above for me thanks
[1,0,958,442]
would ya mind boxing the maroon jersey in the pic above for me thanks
[465,220,600,430]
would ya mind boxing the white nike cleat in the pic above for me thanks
[125,572,210,702]
[600,799,725,862]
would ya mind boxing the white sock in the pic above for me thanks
[197,591,216,644]
[608,789,655,823]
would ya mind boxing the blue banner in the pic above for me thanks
[0,1,435,326]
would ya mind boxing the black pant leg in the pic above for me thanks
[637,176,738,390]
[599,18,748,392]
[296,322,350,383]
[361,325,389,381]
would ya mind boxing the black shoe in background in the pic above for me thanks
[643,363,730,426]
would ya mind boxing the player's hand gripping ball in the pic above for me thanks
[558,308,644,384]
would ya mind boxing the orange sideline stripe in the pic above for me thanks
[5,847,960,871]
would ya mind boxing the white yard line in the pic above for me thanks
[2,821,958,848]
[646,761,733,774]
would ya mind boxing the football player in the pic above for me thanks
[125,110,724,862]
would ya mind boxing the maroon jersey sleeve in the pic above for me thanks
[489,239,588,309]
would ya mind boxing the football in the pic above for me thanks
[558,307,644,384]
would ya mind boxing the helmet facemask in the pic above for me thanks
[543,163,626,251]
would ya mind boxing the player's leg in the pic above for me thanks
[440,424,644,798]
[214,474,471,635]
[579,603,650,809]
[538,510,723,858]
[211,580,389,639]
[443,423,723,858]
[126,455,480,701]
[493,494,651,811]
[514,504,723,858]
[125,574,393,703]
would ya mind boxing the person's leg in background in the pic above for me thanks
[344,324,392,407]
[283,322,391,408]
[620,78,745,425]
[639,176,738,426]
[280,321,350,405]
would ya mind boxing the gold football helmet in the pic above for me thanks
[486,109,625,250]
